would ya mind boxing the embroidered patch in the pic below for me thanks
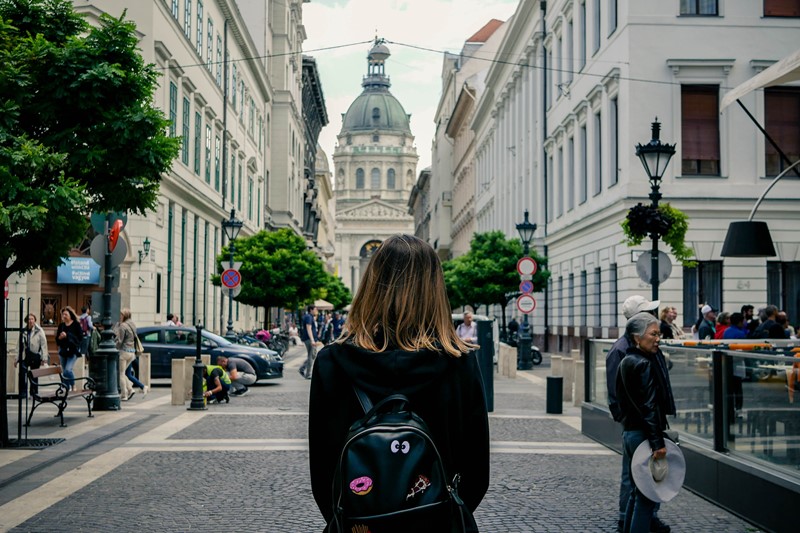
[351,525,371,533]
[349,476,374,495]
[406,474,431,501]
[391,439,410,454]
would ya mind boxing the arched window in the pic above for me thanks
[356,168,365,189]
[372,107,381,124]
[371,168,380,189]
[387,168,396,189]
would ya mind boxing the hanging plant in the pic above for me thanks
[621,203,696,267]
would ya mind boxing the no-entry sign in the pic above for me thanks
[516,294,536,314]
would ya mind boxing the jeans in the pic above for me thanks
[59,353,77,389]
[126,359,145,390]
[299,338,316,378]
[618,436,633,521]
[231,372,256,392]
[622,430,658,533]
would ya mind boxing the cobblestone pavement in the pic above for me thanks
[0,345,763,532]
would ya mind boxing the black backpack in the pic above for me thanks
[329,387,476,533]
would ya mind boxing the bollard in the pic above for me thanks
[551,355,563,377]
[171,359,185,405]
[574,360,585,407]
[562,357,575,402]
[139,353,151,389]
[546,376,563,414]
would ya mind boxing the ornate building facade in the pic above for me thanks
[333,41,417,294]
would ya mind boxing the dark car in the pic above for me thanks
[137,326,283,381]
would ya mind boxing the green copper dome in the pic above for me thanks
[340,40,411,135]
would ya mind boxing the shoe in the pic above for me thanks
[223,394,230,404]
[305,375,312,380]
[298,367,306,378]
[127,391,135,401]
[232,386,249,396]
[142,385,149,398]
[650,517,670,533]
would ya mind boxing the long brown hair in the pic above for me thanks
[338,234,473,357]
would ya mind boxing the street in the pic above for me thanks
[0,345,759,532]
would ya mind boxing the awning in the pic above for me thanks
[314,299,334,311]
[720,49,800,111]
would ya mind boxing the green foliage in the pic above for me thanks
[443,231,551,310]
[212,229,329,311]
[312,273,352,311]
[621,203,696,267]
[0,0,180,279]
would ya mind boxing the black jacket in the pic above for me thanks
[309,341,490,528]
[616,346,676,451]
[605,335,631,422]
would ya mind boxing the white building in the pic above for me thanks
[471,0,800,351]
[333,41,418,294]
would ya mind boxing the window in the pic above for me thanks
[239,82,245,120]
[557,276,563,327]
[609,0,617,35]
[258,115,263,151]
[172,0,179,19]
[592,0,601,54]
[768,262,800,324]
[580,270,588,326]
[594,267,602,327]
[580,125,588,203]
[680,0,719,15]
[593,112,602,195]
[249,98,255,136]
[546,48,553,108]
[556,147,563,217]
[238,162,243,211]
[356,168,365,189]
[566,20,574,84]
[214,134,220,191]
[184,0,192,39]
[207,19,213,71]
[196,1,203,55]
[230,153,235,202]
[681,85,720,175]
[181,97,190,165]
[204,124,211,183]
[232,65,237,110]
[567,137,575,211]
[372,107,380,124]
[169,82,178,137]
[764,0,800,16]
[610,97,619,185]
[193,111,201,175]
[610,263,618,327]
[387,168,396,189]
[556,37,562,91]
[765,87,800,176]
[547,154,554,222]
[216,34,222,86]
[248,175,254,219]
[372,134,380,142]
[371,168,380,189]
[682,261,723,327]
[579,1,586,70]
[568,273,575,324]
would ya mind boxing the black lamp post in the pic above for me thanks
[516,210,537,371]
[221,208,243,340]
[188,324,206,411]
[93,213,121,410]
[635,119,676,302]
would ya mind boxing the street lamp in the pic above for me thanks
[516,210,537,371]
[635,119,676,301]
[221,208,242,339]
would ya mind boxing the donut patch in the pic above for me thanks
[349,476,374,495]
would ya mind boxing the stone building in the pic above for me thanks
[333,40,417,294]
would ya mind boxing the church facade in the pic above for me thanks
[333,41,418,294]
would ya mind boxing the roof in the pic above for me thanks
[341,90,411,134]
[720,49,800,111]
[465,19,504,43]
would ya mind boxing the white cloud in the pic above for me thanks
[303,0,519,173]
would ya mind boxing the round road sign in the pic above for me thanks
[519,280,534,294]
[221,269,242,289]
[517,257,538,276]
[4,279,8,299]
[516,294,536,314]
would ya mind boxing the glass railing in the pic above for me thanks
[586,340,800,478]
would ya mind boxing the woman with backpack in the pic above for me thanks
[309,234,490,532]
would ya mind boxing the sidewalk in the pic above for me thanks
[0,347,761,532]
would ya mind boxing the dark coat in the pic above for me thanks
[309,341,490,528]
[616,345,676,451]
[605,335,631,422]
[56,320,82,358]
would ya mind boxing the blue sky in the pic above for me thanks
[303,0,519,175]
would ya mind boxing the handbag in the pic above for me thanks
[134,333,144,355]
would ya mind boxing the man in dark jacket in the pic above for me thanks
[754,305,787,339]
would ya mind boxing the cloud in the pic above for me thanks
[304,0,519,172]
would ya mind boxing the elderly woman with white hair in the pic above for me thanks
[616,312,677,533]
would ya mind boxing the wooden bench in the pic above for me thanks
[25,366,96,427]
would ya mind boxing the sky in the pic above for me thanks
[302,0,520,177]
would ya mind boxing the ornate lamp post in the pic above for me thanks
[188,324,206,411]
[516,210,537,371]
[635,119,676,301]
[221,209,243,340]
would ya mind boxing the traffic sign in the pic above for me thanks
[516,257,538,276]
[221,268,242,289]
[4,279,8,299]
[516,294,536,314]
[229,286,242,298]
[519,280,534,294]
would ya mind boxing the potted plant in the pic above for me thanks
[621,203,696,267]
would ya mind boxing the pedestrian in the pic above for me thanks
[753,305,786,339]
[617,312,677,533]
[309,234,489,531]
[165,313,177,326]
[78,305,94,356]
[114,308,139,401]
[722,313,747,413]
[218,356,256,396]
[298,304,321,379]
[658,306,684,340]
[16,313,49,396]
[55,306,82,390]
[697,305,717,340]
[606,295,670,533]
[456,311,479,344]
[203,364,231,403]
[713,311,731,339]
[331,311,344,341]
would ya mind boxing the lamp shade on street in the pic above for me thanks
[721,221,777,257]
[635,120,676,186]
[516,210,537,252]
[222,209,243,241]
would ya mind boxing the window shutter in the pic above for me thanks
[681,85,720,162]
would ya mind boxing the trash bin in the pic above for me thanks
[546,376,563,414]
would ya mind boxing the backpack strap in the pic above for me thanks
[353,385,373,414]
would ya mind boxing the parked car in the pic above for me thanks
[136,326,283,381]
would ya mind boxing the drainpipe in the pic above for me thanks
[540,1,550,352]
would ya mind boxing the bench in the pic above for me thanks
[25,366,96,427]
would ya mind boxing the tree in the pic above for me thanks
[443,231,550,334]
[0,0,180,445]
[313,272,352,311]
[212,229,328,326]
